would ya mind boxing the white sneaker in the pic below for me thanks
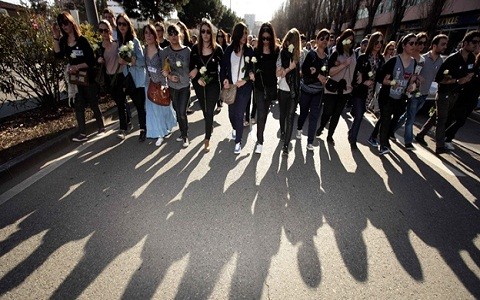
[117,130,126,140]
[296,129,302,139]
[183,138,189,147]
[155,137,164,146]
[444,142,455,150]
[306,143,314,151]
[234,142,241,154]
[255,144,263,154]
[232,129,236,139]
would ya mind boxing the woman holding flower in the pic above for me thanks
[189,19,224,152]
[316,29,357,146]
[296,29,330,151]
[252,23,279,154]
[349,32,385,149]
[220,22,255,154]
[162,24,192,147]
[143,24,177,147]
[277,28,301,155]
[117,13,147,141]
[52,11,104,142]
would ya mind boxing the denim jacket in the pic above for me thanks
[122,37,146,88]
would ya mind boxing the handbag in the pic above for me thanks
[147,80,171,106]
[68,69,89,86]
[221,51,243,105]
[220,85,237,105]
[124,68,136,95]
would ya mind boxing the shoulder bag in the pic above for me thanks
[220,52,243,105]
[146,48,171,106]
[68,69,89,86]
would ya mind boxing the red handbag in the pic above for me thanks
[147,80,171,106]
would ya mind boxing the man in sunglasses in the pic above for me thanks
[416,30,478,154]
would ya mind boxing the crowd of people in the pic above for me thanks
[52,9,480,156]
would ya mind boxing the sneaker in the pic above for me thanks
[444,142,455,151]
[327,136,335,145]
[117,130,126,140]
[186,108,194,115]
[315,127,323,137]
[282,145,289,155]
[127,122,133,132]
[234,142,241,154]
[204,139,210,152]
[232,129,236,139]
[243,120,250,127]
[164,130,172,138]
[306,143,314,151]
[139,130,146,142]
[97,127,106,135]
[415,134,427,146]
[389,134,396,142]
[367,137,378,147]
[176,136,183,142]
[379,146,390,155]
[251,118,257,125]
[255,144,263,154]
[72,134,88,142]
[405,143,415,151]
[182,138,189,147]
[214,107,222,115]
[296,129,302,139]
[435,147,450,155]
[155,137,164,146]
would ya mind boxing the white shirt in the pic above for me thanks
[230,51,245,83]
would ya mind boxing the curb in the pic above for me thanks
[0,103,121,176]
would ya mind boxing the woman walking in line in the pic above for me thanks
[52,11,104,142]
[143,24,176,147]
[189,19,224,152]
[252,22,279,154]
[162,24,192,147]
[214,28,228,114]
[117,13,147,141]
[296,29,330,151]
[316,28,357,146]
[348,32,385,149]
[220,22,255,155]
[277,28,301,155]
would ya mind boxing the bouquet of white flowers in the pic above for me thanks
[119,40,135,63]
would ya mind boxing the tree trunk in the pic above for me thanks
[422,0,448,42]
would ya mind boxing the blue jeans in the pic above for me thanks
[171,86,191,138]
[228,83,253,144]
[297,90,323,144]
[348,96,366,143]
[396,95,427,144]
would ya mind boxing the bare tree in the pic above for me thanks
[420,0,449,42]
[363,0,383,35]
[387,0,416,41]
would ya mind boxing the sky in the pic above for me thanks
[3,0,285,22]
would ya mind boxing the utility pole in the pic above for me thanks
[84,0,99,27]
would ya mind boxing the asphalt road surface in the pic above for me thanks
[0,100,479,299]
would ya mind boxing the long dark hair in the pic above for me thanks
[198,18,217,52]
[143,24,158,48]
[176,21,191,47]
[116,13,136,46]
[57,11,81,40]
[365,31,383,56]
[255,22,278,54]
[397,33,416,54]
[336,29,355,56]
[216,28,227,50]
[231,22,248,53]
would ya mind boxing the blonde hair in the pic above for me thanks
[281,28,301,62]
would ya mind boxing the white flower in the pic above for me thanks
[92,44,99,51]
[342,39,352,46]
[443,69,449,75]
[200,66,207,74]
[321,66,327,72]
[251,57,257,63]
[288,44,294,53]
[415,92,422,97]
[390,79,397,86]
[127,40,134,50]
[127,52,132,58]
[119,45,128,52]
[245,56,250,63]
[70,52,76,59]
[176,61,182,67]
[368,71,374,78]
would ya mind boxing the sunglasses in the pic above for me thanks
[117,22,128,27]
[470,40,480,45]
[168,31,179,36]
[375,40,384,45]
[59,20,70,26]
[416,41,426,46]
[406,41,416,46]
[387,47,394,51]
[201,29,211,34]
[98,28,109,34]
[261,36,271,41]
[318,36,329,41]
